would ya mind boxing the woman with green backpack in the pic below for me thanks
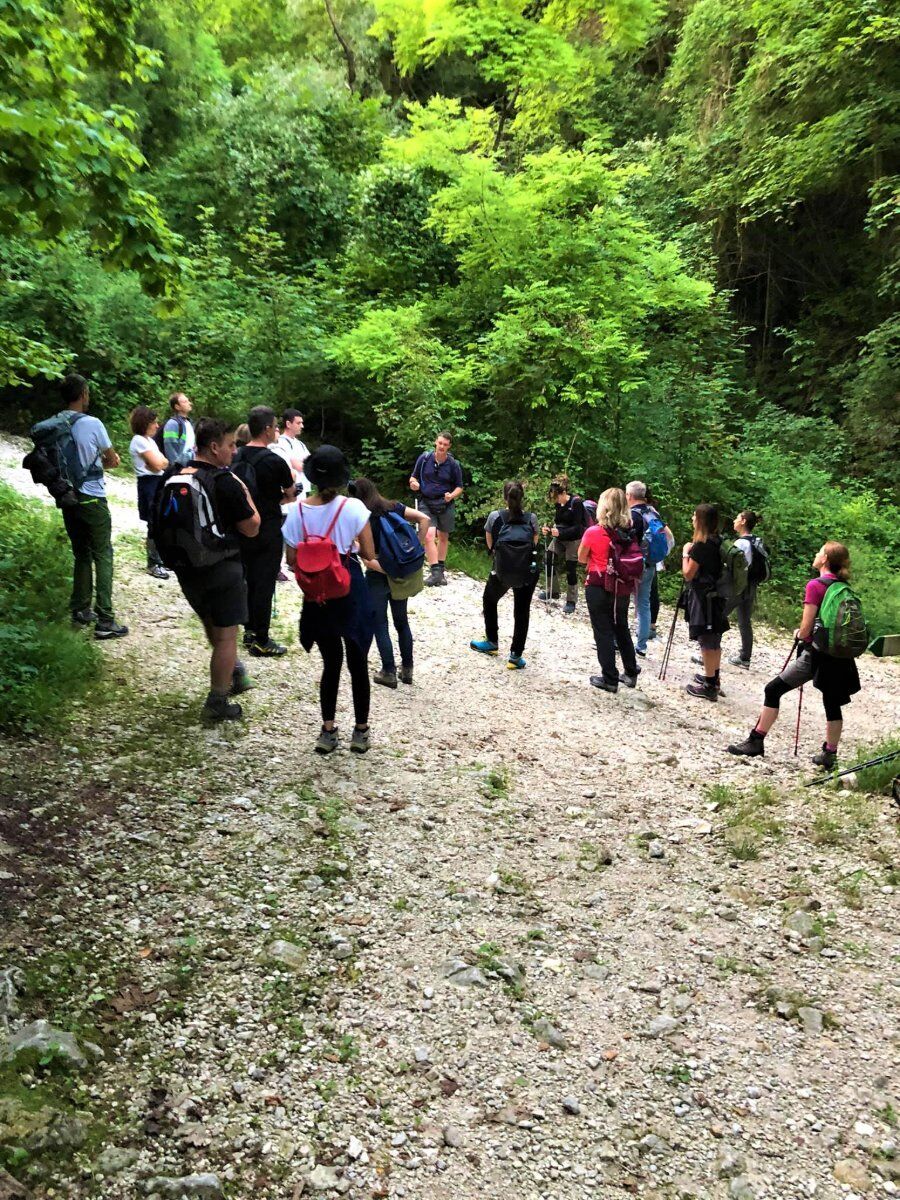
[728,542,862,766]
[352,477,436,689]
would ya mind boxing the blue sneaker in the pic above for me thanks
[507,655,526,670]
[470,639,498,655]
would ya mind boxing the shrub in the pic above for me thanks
[0,483,102,732]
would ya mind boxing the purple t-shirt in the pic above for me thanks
[802,572,838,642]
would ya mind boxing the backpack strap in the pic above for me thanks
[298,497,346,543]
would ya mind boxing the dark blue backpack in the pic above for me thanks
[378,510,425,579]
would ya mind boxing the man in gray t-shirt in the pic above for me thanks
[58,374,128,639]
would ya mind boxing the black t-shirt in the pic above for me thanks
[369,501,407,555]
[689,536,722,584]
[234,445,293,526]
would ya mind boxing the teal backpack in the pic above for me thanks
[814,582,868,658]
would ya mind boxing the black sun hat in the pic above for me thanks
[304,444,351,491]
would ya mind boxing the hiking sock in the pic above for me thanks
[752,725,766,738]
[825,742,837,752]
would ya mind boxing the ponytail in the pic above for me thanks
[822,541,851,581]
[503,480,525,519]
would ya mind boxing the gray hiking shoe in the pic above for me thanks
[202,691,243,722]
[94,619,129,640]
[72,608,96,626]
[315,726,339,755]
[373,669,398,689]
[425,566,444,587]
[350,725,370,754]
[399,665,414,685]
[590,675,618,693]
[620,671,639,688]
[728,655,751,669]
[811,743,837,769]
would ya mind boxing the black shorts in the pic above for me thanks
[136,474,163,523]
[175,558,247,628]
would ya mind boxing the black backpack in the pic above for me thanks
[154,414,185,457]
[746,535,772,585]
[491,510,536,588]
[150,463,237,570]
[231,445,263,505]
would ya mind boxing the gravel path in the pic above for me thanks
[1,435,898,1200]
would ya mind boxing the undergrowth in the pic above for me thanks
[0,483,102,732]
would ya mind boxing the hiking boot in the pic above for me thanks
[315,726,339,755]
[590,675,618,693]
[94,619,129,640]
[470,639,498,655]
[811,743,837,769]
[425,565,444,587]
[539,590,561,601]
[563,601,576,615]
[72,608,96,626]
[635,647,647,658]
[621,671,639,688]
[728,731,765,757]
[374,668,398,689]
[399,665,414,685]
[202,691,242,721]
[686,679,718,701]
[350,725,370,754]
[507,655,526,670]
[147,564,170,580]
[693,672,725,697]
[728,655,750,669]
[230,665,254,695]
[249,638,287,657]
[648,626,659,641]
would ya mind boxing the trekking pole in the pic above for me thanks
[658,592,682,681]
[804,748,900,788]
[793,684,804,756]
[781,637,799,672]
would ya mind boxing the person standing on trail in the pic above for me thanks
[579,487,642,692]
[158,418,260,721]
[728,542,861,767]
[409,432,463,587]
[540,475,586,614]
[682,503,729,701]
[274,408,311,499]
[128,405,170,580]
[56,374,129,639]
[282,446,376,755]
[625,481,674,658]
[233,406,295,658]
[161,391,196,467]
[725,510,766,670]
[470,481,540,670]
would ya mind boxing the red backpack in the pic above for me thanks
[293,499,351,603]
[603,526,644,596]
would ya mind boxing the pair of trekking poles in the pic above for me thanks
[658,595,805,755]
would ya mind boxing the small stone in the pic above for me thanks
[442,1124,464,1147]
[638,1133,670,1155]
[143,1174,223,1199]
[785,911,816,938]
[440,959,489,988]
[332,941,353,961]
[648,840,665,860]
[833,1158,871,1191]
[413,1046,430,1064]
[96,1146,139,1175]
[305,1165,342,1191]
[798,1007,824,1035]
[729,1177,757,1200]
[0,1167,31,1200]
[347,1136,364,1160]
[582,963,610,982]
[531,1018,567,1049]
[716,1149,746,1179]
[561,1096,581,1115]
[265,940,307,971]
[648,1015,681,1038]
[391,1132,407,1147]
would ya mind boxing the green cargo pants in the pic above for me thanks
[62,496,115,622]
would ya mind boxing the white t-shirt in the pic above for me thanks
[129,434,163,477]
[735,535,753,566]
[71,414,112,498]
[282,496,369,555]
[275,434,311,497]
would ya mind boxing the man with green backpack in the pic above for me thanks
[728,541,864,767]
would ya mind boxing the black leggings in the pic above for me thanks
[483,572,537,656]
[318,633,370,726]
[763,654,843,722]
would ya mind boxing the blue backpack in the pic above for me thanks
[378,510,425,579]
[640,506,669,565]
[29,411,91,491]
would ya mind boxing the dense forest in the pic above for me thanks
[1,0,898,625]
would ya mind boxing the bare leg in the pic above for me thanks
[702,648,721,677]
[436,530,449,562]
[825,718,842,748]
[203,619,238,693]
[755,705,780,734]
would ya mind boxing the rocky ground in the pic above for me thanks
[1,434,898,1200]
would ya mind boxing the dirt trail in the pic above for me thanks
[1,434,898,1200]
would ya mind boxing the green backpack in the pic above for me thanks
[387,567,424,601]
[717,539,749,600]
[814,581,868,658]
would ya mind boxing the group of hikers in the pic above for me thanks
[28,376,865,770]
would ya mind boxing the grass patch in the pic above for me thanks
[707,782,782,859]
[846,735,900,795]
[447,539,491,582]
[0,482,103,733]
[811,792,877,847]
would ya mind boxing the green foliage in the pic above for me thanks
[0,483,102,731]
